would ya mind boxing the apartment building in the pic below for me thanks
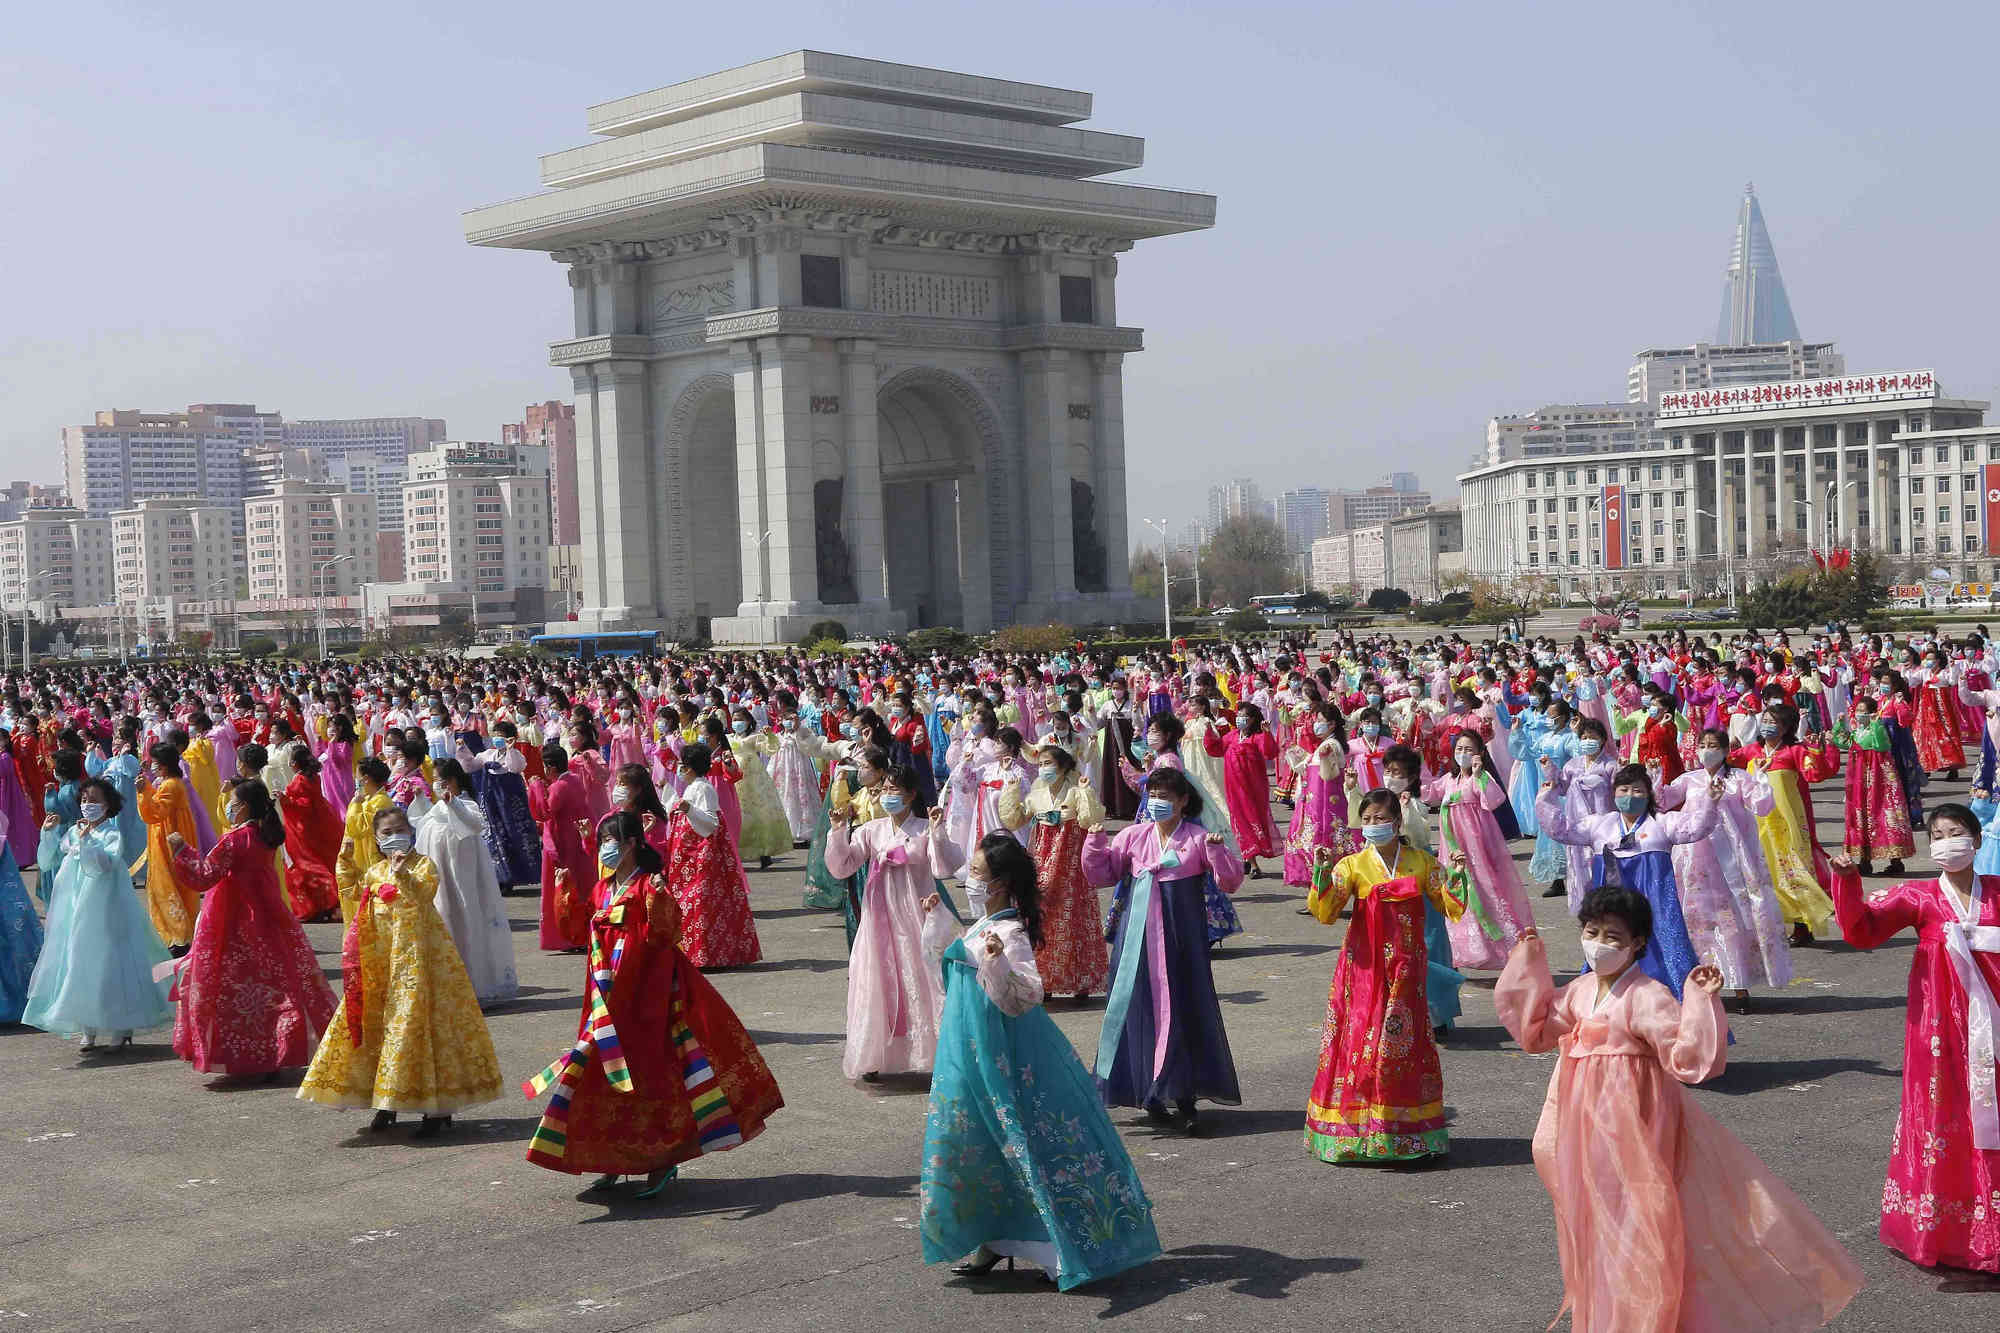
[0,507,113,610]
[403,463,549,593]
[112,498,237,604]
[244,480,379,600]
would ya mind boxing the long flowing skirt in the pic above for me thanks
[1913,682,1967,772]
[22,859,173,1038]
[801,789,866,950]
[1842,749,1916,860]
[1441,804,1532,971]
[1755,771,1837,933]
[665,820,763,969]
[435,868,520,1009]
[1030,820,1108,998]
[766,740,823,842]
[1096,875,1241,1108]
[0,849,42,1023]
[172,875,337,1075]
[1593,850,1700,1001]
[1096,718,1138,822]
[844,865,945,1079]
[1423,897,1464,1030]
[476,771,543,889]
[729,748,793,861]
[1282,764,1354,886]
[1676,810,1792,990]
[1305,883,1447,1162]
[921,940,1160,1289]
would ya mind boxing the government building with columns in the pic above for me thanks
[464,51,1215,642]
[1460,369,1995,598]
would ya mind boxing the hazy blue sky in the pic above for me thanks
[6,1,1997,543]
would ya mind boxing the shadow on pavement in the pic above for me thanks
[579,1170,919,1223]
[1707,1055,1896,1096]
[733,957,850,976]
[753,906,833,921]
[743,1028,843,1046]
[1089,1244,1362,1318]
[1750,992,1911,1015]
[1437,1136,1536,1169]
[1435,1023,1514,1051]
[1213,989,1266,1007]
[202,1068,306,1092]
[1214,942,1335,960]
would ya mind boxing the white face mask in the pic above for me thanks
[1932,835,1977,872]
[611,785,630,806]
[1580,936,1636,974]
[1384,774,1410,794]
[1698,748,1726,770]
[376,832,413,857]
[80,801,105,823]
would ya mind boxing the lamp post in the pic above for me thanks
[315,554,353,659]
[206,578,234,654]
[741,527,774,623]
[20,569,54,673]
[1142,517,1172,641]
[1694,509,1735,612]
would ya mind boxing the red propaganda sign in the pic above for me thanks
[1984,463,2000,557]
[1601,484,1625,571]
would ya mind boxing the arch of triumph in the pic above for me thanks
[465,51,1216,642]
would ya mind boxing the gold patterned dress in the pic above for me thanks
[299,854,504,1115]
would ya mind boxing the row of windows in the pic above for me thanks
[1913,507,1984,526]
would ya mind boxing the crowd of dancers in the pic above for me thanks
[4,625,2000,1326]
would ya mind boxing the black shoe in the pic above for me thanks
[1945,770,1960,782]
[369,1110,397,1132]
[759,856,773,871]
[1433,1024,1450,1041]
[1858,861,1874,877]
[1885,859,1905,876]
[412,1115,450,1139]
[1173,1103,1205,1138]
[1790,922,1813,946]
[1541,883,1567,898]
[1143,1100,1173,1125]
[1073,992,1091,1006]
[861,1071,880,1084]
[950,1247,1012,1277]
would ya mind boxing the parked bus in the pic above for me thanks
[528,631,662,661]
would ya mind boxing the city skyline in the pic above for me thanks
[8,3,1998,547]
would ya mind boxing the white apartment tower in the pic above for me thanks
[245,481,380,599]
[62,410,247,520]
[280,417,446,531]
[0,508,113,610]
[403,462,549,593]
[112,498,238,604]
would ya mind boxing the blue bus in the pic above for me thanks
[529,631,662,661]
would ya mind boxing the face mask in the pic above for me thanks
[889,706,906,719]
[1646,704,1662,718]
[1614,793,1647,816]
[80,801,105,823]
[733,720,751,735]
[1455,751,1478,772]
[1384,774,1411,794]
[1144,797,1175,822]
[1449,701,1467,714]
[880,792,906,815]
[1361,822,1397,845]
[1365,693,1383,709]
[1933,835,1977,872]
[376,832,413,856]
[1698,748,1725,770]
[494,736,511,750]
[1579,936,1635,974]
[1356,721,1379,740]
[1235,713,1252,727]
[598,840,623,867]
[611,785,630,806]
[225,802,244,826]
[842,723,857,738]
[1038,766,1058,784]
[1758,722,1779,739]
[1312,720,1331,738]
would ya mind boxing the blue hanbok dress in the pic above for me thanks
[21,823,173,1038]
[918,907,1160,1289]
[1503,707,1549,836]
[1526,726,1582,881]
[99,752,146,870]
[0,843,42,1023]
[473,759,541,890]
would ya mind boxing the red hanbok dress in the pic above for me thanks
[528,769,595,950]
[1840,716,1916,862]
[1202,725,1281,860]
[1911,669,1967,774]
[1834,867,2000,1272]
[169,825,338,1076]
[525,871,781,1175]
[662,779,763,968]
[14,732,48,826]
[1017,776,1109,999]
[278,773,344,920]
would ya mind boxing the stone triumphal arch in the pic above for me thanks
[466,51,1215,642]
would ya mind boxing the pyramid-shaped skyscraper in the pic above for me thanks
[1715,184,1802,345]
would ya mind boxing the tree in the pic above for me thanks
[1130,547,1197,613]
[1740,550,1889,628]
[1467,574,1557,634]
[1366,588,1411,611]
[1199,514,1291,608]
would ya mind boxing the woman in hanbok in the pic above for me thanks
[1909,647,1966,778]
[565,720,613,824]
[1501,698,1551,837]
[298,803,504,1138]
[462,722,541,893]
[1524,701,1584,886]
[1840,692,1916,876]
[100,735,145,870]
[712,714,789,870]
[1092,683,1141,823]
[607,763,675,864]
[334,757,395,923]
[1082,767,1244,1134]
[803,745,889,949]
[660,742,763,969]
[1282,704,1352,887]
[318,714,358,819]
[415,760,519,1008]
[1121,712,1242,948]
[825,763,965,1081]
[1355,744,1467,1036]
[1496,902,1862,1333]
[136,742,203,953]
[1201,703,1281,878]
[277,746,343,922]
[758,692,831,842]
[0,800,42,1024]
[0,731,37,870]
[1179,695,1229,806]
[1422,731,1533,971]
[182,714,225,829]
[884,690,938,812]
[21,780,174,1049]
[164,779,337,1078]
[1730,702,1841,945]
[1534,761,1718,1001]
[1547,719,1618,906]
[1345,709,1391,792]
[1658,732,1793,1004]
[1831,805,2000,1273]
[528,743,595,951]
[525,812,782,1195]
[996,742,1108,1003]
[917,833,1160,1287]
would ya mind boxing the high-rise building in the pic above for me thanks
[408,441,549,483]
[1716,184,1801,346]
[0,508,113,610]
[1385,472,1421,494]
[188,403,283,452]
[1338,485,1432,528]
[62,409,248,521]
[323,456,406,535]
[1627,340,1844,406]
[242,447,330,500]
[111,497,237,604]
[1207,478,1268,530]
[244,480,380,600]
[280,417,446,529]
[503,402,578,546]
[1487,402,1662,466]
[403,463,550,593]
[1276,487,1335,553]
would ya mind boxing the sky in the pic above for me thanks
[6,0,1999,545]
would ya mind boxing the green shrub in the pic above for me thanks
[1366,588,1412,611]
[905,626,975,657]
[1222,609,1268,634]
[797,619,850,648]
[991,623,1075,654]
[237,635,278,659]
[806,636,848,656]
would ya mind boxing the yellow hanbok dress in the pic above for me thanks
[182,736,225,830]
[1736,744,1839,933]
[298,855,503,1115]
[136,776,202,948]
[335,787,395,924]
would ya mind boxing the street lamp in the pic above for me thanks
[741,527,774,615]
[20,568,55,673]
[207,578,234,654]
[1142,517,1172,641]
[315,555,353,659]
[1694,510,1737,612]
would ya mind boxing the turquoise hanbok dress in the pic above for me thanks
[21,823,173,1039]
[0,842,41,1023]
[918,908,1160,1290]
[99,753,147,870]
[1503,707,1548,836]
[1526,726,1582,882]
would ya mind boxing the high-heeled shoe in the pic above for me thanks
[634,1165,678,1199]
[369,1110,397,1132]
[584,1174,620,1192]
[950,1246,1012,1277]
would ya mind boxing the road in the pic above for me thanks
[5,774,1994,1331]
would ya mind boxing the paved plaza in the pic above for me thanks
[6,776,1996,1331]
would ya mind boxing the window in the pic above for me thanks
[1525,473,1536,489]
[1586,468,1598,484]
[1568,552,1579,566]
[1915,509,1926,525]
[1938,447,1951,463]
[1527,552,1539,565]
[1565,469,1577,485]
[1674,519,1687,537]
[1970,474,1983,492]
[1968,506,1980,524]
[1544,498,1557,513]
[801,254,844,309]
[1651,520,1664,536]
[1940,507,1952,525]
[1566,524,1578,539]
[1673,491,1685,506]
[1939,477,1953,493]
[1914,537,1928,553]
[1654,547,1665,563]
[1650,464,1664,481]
[1651,493,1665,509]
[1526,526,1538,541]
[1543,470,1556,488]
[1939,535,1955,553]
[1989,443,2000,461]
[1565,498,1578,512]
[1058,275,1095,324]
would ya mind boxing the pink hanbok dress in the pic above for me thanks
[1201,726,1281,860]
[1660,767,1793,990]
[1421,769,1532,971]
[1496,937,1863,1332]
[318,740,355,820]
[1555,754,1619,912]
[824,812,966,1079]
